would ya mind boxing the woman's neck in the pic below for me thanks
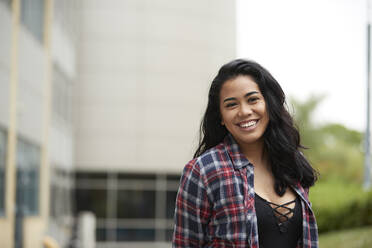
[239,139,268,168]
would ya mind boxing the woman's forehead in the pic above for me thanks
[220,76,261,98]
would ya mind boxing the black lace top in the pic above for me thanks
[255,193,302,248]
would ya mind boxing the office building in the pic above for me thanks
[0,0,235,247]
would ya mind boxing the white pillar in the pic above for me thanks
[78,211,96,248]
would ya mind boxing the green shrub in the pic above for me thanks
[319,226,372,248]
[310,178,372,233]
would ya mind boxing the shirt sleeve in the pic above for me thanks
[172,159,212,247]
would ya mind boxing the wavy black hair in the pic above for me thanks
[194,59,318,195]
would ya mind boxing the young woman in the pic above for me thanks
[172,59,318,248]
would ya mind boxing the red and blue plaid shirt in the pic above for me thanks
[173,134,318,247]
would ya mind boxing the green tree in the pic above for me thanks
[290,96,364,183]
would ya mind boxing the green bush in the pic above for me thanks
[310,178,372,233]
[319,226,372,248]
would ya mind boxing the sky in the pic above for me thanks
[237,0,367,131]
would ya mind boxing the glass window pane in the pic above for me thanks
[96,227,107,242]
[25,186,37,214]
[0,130,6,215]
[118,173,156,180]
[0,130,5,162]
[116,228,155,241]
[57,187,65,218]
[50,184,57,218]
[16,139,40,216]
[76,172,107,181]
[0,171,4,215]
[69,187,75,214]
[26,170,39,214]
[20,0,44,42]
[166,229,174,242]
[62,187,70,216]
[16,171,39,215]
[75,189,107,218]
[166,191,177,219]
[117,190,155,219]
[166,175,181,181]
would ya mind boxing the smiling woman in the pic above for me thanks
[172,59,319,248]
[219,75,269,149]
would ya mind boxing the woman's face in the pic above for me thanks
[219,75,269,147]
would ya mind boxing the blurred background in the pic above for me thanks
[0,0,371,247]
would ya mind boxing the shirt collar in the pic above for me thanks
[224,134,313,211]
[223,133,252,170]
[291,182,312,209]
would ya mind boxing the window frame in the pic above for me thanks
[16,136,41,217]
[0,127,7,217]
[75,172,181,242]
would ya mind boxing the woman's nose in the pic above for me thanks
[238,103,253,117]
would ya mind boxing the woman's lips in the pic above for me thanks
[237,119,259,130]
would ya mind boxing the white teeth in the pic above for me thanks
[240,121,257,128]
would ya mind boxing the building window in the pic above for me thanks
[16,138,40,216]
[75,189,107,218]
[49,168,74,247]
[75,172,181,242]
[20,0,44,43]
[116,228,155,241]
[117,190,156,219]
[52,64,72,124]
[50,168,74,225]
[0,129,6,216]
[166,190,177,219]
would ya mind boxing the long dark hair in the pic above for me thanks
[194,59,318,195]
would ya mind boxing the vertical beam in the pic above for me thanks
[40,0,53,224]
[155,174,166,241]
[5,0,21,247]
[22,1,54,247]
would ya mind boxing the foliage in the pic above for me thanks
[290,95,364,183]
[310,178,372,233]
[319,225,372,248]
[291,95,372,233]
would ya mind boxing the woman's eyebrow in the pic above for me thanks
[244,91,259,97]
[223,91,259,103]
[223,97,236,103]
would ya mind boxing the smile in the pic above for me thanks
[237,120,259,129]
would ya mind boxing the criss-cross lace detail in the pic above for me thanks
[255,193,297,233]
[267,199,296,223]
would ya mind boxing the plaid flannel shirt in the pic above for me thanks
[173,134,318,248]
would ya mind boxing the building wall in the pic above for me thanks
[48,0,81,247]
[0,2,12,247]
[48,0,79,246]
[0,1,12,128]
[74,0,236,246]
[75,0,236,174]
[0,0,78,247]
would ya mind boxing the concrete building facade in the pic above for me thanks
[74,0,236,247]
[0,0,78,247]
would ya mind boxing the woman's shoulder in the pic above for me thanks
[195,142,229,165]
[184,141,231,176]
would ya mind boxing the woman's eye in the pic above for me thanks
[248,97,259,103]
[225,102,236,108]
